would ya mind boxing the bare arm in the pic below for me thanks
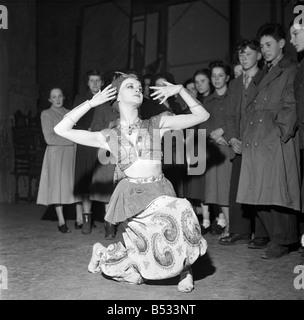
[150,81,210,131]
[54,85,117,149]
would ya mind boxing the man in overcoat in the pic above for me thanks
[237,23,301,259]
[290,22,304,260]
[220,39,269,248]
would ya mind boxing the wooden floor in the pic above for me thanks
[0,202,303,301]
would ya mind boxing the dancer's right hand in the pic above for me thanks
[89,85,117,107]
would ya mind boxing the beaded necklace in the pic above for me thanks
[118,119,142,135]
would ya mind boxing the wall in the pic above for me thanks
[0,0,37,202]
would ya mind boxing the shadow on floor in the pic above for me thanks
[40,201,106,222]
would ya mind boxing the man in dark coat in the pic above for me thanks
[237,23,301,259]
[290,22,304,260]
[219,39,269,247]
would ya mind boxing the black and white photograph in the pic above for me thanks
[0,0,304,303]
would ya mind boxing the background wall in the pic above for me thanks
[0,0,37,202]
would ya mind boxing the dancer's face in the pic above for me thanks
[118,78,143,108]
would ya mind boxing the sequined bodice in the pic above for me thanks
[99,114,164,171]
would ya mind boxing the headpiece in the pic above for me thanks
[110,72,138,109]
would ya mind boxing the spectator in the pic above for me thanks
[37,88,82,233]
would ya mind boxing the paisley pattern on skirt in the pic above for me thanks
[99,195,207,283]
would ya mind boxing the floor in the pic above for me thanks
[0,202,303,300]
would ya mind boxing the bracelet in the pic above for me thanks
[64,114,76,126]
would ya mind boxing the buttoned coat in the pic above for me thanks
[225,69,265,144]
[202,91,233,206]
[237,55,301,211]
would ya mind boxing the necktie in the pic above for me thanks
[267,63,273,73]
[243,74,250,89]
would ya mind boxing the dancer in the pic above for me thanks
[54,72,209,292]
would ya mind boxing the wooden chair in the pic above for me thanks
[11,110,45,202]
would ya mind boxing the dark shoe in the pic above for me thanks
[105,221,116,240]
[261,243,289,259]
[200,225,210,235]
[219,233,251,245]
[82,213,92,235]
[74,221,83,230]
[248,237,270,249]
[58,224,71,233]
[91,222,97,228]
[211,224,225,235]
[299,246,304,254]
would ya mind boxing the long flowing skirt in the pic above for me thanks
[97,195,207,283]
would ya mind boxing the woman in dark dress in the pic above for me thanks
[183,68,214,234]
[73,69,104,234]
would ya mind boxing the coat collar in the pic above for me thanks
[258,54,294,91]
[205,89,228,103]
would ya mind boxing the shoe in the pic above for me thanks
[211,224,225,235]
[219,233,251,245]
[298,246,304,254]
[91,222,97,228]
[261,243,289,259]
[82,213,92,235]
[200,225,210,235]
[58,224,71,233]
[248,237,270,249]
[105,221,116,240]
[74,221,83,230]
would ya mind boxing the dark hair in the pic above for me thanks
[183,78,195,88]
[85,69,104,82]
[193,68,211,80]
[46,87,67,109]
[256,23,286,41]
[236,39,261,53]
[152,72,175,86]
[141,73,153,82]
[209,60,231,77]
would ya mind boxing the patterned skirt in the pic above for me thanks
[99,195,207,282]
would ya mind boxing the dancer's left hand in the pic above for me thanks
[150,81,182,104]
